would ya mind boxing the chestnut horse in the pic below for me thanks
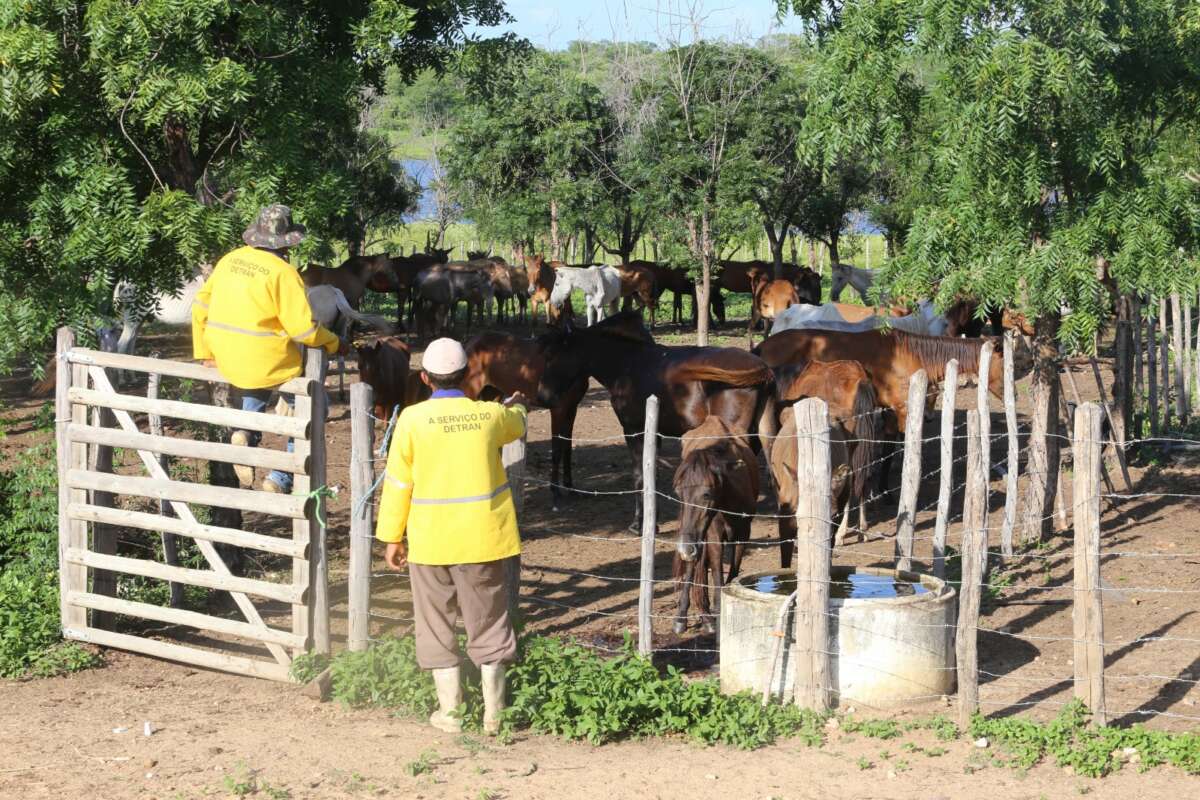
[525,254,574,328]
[614,261,659,327]
[749,274,799,341]
[538,312,777,528]
[463,332,589,509]
[772,359,881,556]
[303,253,397,310]
[713,260,821,324]
[672,416,758,634]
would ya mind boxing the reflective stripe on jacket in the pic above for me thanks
[376,394,526,565]
[192,246,339,389]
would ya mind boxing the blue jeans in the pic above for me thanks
[241,389,295,491]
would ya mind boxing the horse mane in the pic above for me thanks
[892,330,998,375]
[669,348,771,387]
[674,445,727,491]
[580,311,655,345]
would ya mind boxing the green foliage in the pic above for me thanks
[0,0,508,373]
[0,445,99,677]
[404,749,440,777]
[288,651,331,684]
[971,700,1200,777]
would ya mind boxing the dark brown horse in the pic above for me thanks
[537,312,777,528]
[672,416,758,633]
[772,359,881,556]
[355,335,412,420]
[645,261,696,325]
[303,254,396,310]
[391,248,452,326]
[463,332,589,509]
[713,260,821,324]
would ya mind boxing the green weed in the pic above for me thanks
[404,749,439,777]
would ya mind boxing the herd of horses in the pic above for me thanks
[83,247,1042,635]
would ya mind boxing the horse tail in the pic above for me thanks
[848,379,880,502]
[673,362,772,387]
[332,288,394,335]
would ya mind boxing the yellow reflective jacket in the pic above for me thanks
[191,246,339,389]
[376,392,526,565]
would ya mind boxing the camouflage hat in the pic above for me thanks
[242,204,306,249]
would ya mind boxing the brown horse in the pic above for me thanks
[773,359,881,552]
[463,332,589,509]
[713,260,821,324]
[749,274,799,339]
[614,261,658,327]
[303,254,396,310]
[355,334,412,420]
[645,261,696,325]
[525,254,573,328]
[538,311,777,528]
[391,248,452,327]
[770,406,852,569]
[672,416,758,634]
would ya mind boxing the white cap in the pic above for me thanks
[423,337,467,374]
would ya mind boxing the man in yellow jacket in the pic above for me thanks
[192,204,340,492]
[376,337,528,734]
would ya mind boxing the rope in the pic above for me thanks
[354,404,400,521]
[306,485,339,532]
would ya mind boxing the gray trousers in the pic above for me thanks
[409,556,518,669]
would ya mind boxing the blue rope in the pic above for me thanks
[354,404,400,521]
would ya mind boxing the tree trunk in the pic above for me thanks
[690,212,713,346]
[549,198,561,260]
[764,221,784,278]
[827,234,840,268]
[1020,315,1062,545]
[583,226,597,264]
[789,232,799,268]
[808,239,817,270]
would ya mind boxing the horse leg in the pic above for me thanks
[703,539,723,636]
[834,497,852,547]
[673,554,691,634]
[626,431,644,532]
[338,353,346,403]
[779,516,795,570]
[858,496,868,534]
[876,435,898,495]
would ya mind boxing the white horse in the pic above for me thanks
[769,300,949,337]
[549,265,622,326]
[830,263,877,303]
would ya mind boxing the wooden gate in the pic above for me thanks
[54,327,329,681]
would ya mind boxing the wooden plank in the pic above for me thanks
[68,591,304,650]
[932,359,958,579]
[956,410,986,729]
[1172,292,1187,422]
[69,384,308,440]
[67,468,310,519]
[792,397,832,713]
[80,368,294,667]
[88,403,119,630]
[62,626,292,683]
[56,330,87,631]
[1148,312,1159,435]
[1160,298,1171,429]
[69,503,306,558]
[1088,357,1132,491]
[147,368,182,609]
[894,369,927,572]
[66,347,311,396]
[66,548,304,605]
[637,394,659,656]
[348,383,375,653]
[977,339,994,474]
[292,355,315,655]
[1072,402,1107,726]
[305,349,330,656]
[1000,334,1019,557]
[67,422,308,475]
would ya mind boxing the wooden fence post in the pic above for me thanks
[1187,301,1194,415]
[976,340,994,558]
[147,367,183,608]
[793,398,832,712]
[348,383,375,653]
[1172,293,1187,422]
[956,410,986,729]
[1112,317,1133,448]
[1160,298,1171,430]
[1000,334,1019,557]
[56,328,87,632]
[1072,402,1107,726]
[89,401,118,630]
[1089,357,1132,491]
[293,349,329,656]
[637,395,659,656]
[1148,312,1159,435]
[932,360,958,578]
[1133,299,1144,413]
[895,370,928,572]
[502,427,528,617]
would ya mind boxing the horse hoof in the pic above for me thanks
[672,621,686,635]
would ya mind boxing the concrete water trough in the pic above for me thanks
[719,566,957,708]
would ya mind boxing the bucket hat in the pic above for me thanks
[243,204,306,249]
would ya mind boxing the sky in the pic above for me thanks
[468,0,806,49]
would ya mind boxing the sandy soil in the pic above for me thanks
[2,320,1200,798]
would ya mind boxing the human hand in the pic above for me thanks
[201,359,217,369]
[384,541,408,571]
[504,392,530,408]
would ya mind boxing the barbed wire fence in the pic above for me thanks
[336,328,1200,729]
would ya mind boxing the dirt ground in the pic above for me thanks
[2,320,1200,798]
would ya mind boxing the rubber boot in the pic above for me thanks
[429,666,463,733]
[229,431,254,487]
[481,664,507,735]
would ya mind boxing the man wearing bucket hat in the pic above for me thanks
[376,337,529,734]
[192,204,341,492]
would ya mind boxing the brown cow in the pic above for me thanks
[749,273,799,341]
[355,335,412,420]
[671,416,759,634]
